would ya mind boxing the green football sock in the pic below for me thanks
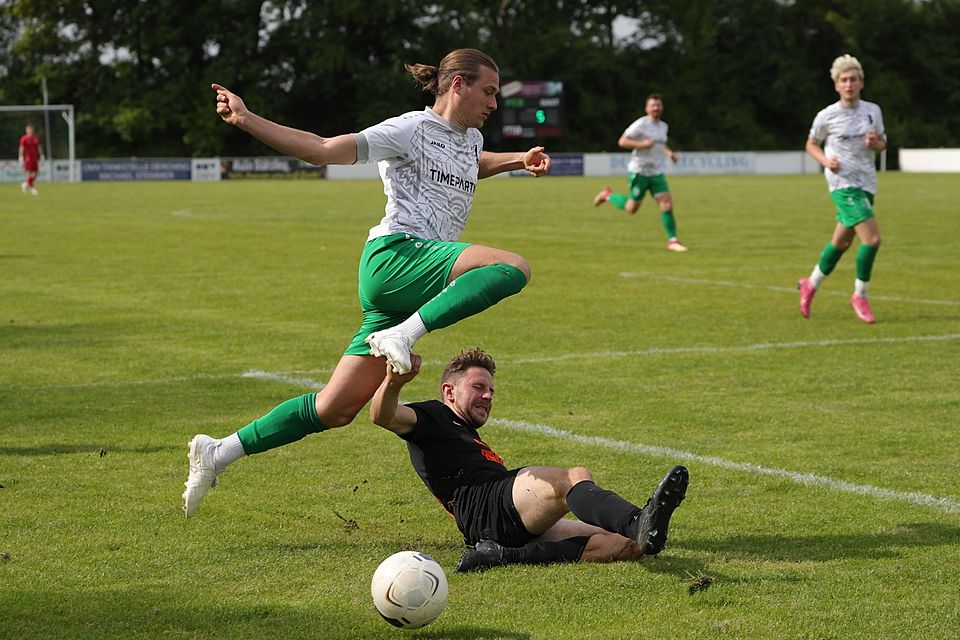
[237,393,324,455]
[660,209,677,239]
[856,244,879,282]
[817,242,846,276]
[418,263,527,332]
[607,193,628,209]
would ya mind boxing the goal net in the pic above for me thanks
[0,104,76,183]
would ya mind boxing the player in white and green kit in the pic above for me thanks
[593,93,687,252]
[183,49,551,517]
[798,54,886,324]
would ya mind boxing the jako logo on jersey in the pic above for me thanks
[430,140,446,149]
[430,169,476,194]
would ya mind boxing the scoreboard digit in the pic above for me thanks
[499,80,564,138]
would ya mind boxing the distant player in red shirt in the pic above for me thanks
[19,124,43,195]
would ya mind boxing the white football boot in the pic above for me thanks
[365,329,413,374]
[183,435,220,517]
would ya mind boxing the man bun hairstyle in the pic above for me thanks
[830,54,864,82]
[441,347,496,385]
[406,48,498,97]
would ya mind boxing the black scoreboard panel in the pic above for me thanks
[499,81,564,138]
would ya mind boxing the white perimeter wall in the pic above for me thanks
[330,149,960,179]
[899,148,960,172]
[583,151,824,177]
[4,149,957,183]
[325,151,825,181]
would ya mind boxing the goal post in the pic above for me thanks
[0,104,77,183]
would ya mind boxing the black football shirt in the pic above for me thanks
[400,400,509,507]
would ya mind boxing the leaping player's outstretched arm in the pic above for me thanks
[212,83,357,166]
[478,147,550,179]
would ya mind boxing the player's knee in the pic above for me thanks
[314,399,360,429]
[505,255,532,283]
[568,466,593,485]
[625,200,640,214]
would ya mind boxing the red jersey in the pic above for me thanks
[20,134,41,165]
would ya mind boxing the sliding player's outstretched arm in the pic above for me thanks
[370,355,422,435]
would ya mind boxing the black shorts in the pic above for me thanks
[448,469,532,547]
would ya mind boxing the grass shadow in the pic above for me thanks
[680,521,960,562]
[0,444,173,456]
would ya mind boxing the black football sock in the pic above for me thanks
[566,480,643,539]
[501,536,590,565]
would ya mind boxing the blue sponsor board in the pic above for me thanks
[82,159,192,181]
[548,153,584,176]
[221,157,326,179]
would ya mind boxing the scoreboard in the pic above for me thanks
[499,80,564,138]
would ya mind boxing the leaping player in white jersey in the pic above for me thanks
[593,93,687,252]
[183,49,551,517]
[798,54,886,324]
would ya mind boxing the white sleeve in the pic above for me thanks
[354,115,415,164]
[623,118,645,140]
[808,111,827,143]
[875,106,886,140]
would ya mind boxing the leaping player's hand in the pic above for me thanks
[826,155,841,173]
[212,83,248,127]
[523,146,551,177]
[385,353,422,385]
[865,128,881,151]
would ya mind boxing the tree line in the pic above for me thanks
[2,0,958,163]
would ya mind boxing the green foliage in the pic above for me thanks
[1,175,959,638]
[1,1,959,156]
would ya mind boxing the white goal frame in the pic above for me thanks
[0,104,77,182]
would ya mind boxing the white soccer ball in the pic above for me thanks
[370,551,448,629]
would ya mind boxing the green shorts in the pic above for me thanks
[830,188,875,228]
[344,233,470,355]
[628,173,670,202]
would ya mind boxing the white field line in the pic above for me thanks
[505,333,960,365]
[7,365,955,513]
[5,332,958,391]
[243,332,960,370]
[243,370,960,515]
[490,418,960,514]
[620,272,960,306]
[241,369,327,389]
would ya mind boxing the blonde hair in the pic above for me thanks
[405,49,498,97]
[830,54,864,82]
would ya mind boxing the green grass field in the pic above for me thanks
[2,174,958,639]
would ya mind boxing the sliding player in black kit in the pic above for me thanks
[370,347,689,571]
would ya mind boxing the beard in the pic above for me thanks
[464,404,490,428]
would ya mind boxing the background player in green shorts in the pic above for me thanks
[798,54,886,324]
[183,49,551,517]
[593,93,687,252]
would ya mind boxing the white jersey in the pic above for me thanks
[808,100,885,194]
[623,116,669,176]
[355,107,484,242]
